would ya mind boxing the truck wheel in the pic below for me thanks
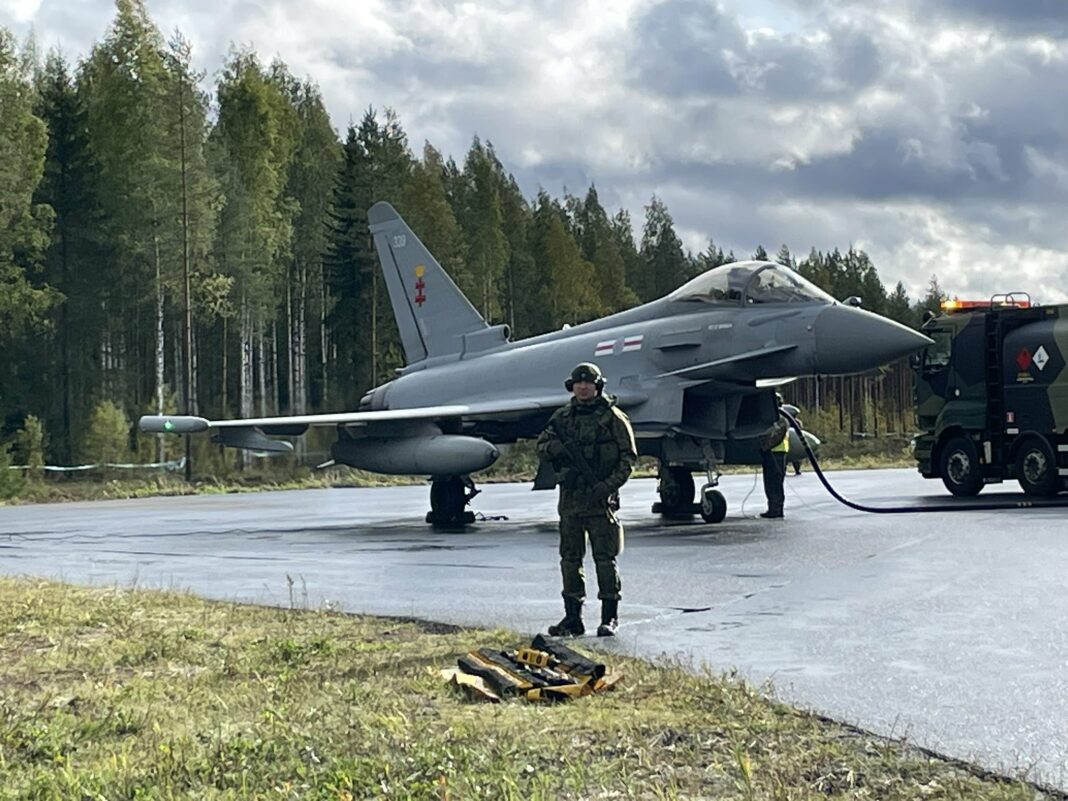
[939,435,982,496]
[1015,436,1058,496]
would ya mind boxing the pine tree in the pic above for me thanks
[610,209,643,302]
[571,185,638,314]
[324,123,375,406]
[32,50,104,461]
[917,275,947,320]
[492,167,534,336]
[164,32,217,421]
[775,244,794,268]
[358,107,413,384]
[530,192,601,329]
[277,72,340,416]
[0,28,56,340]
[885,281,914,326]
[696,240,729,272]
[402,142,467,293]
[456,137,507,322]
[481,143,534,334]
[212,49,299,421]
[0,28,59,452]
[639,196,689,300]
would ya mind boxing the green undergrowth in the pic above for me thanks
[0,577,1056,800]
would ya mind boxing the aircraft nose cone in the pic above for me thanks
[813,304,932,374]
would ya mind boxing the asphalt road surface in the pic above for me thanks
[1,468,1066,790]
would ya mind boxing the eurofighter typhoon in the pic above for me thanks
[142,202,930,526]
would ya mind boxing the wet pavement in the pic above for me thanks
[1,468,1066,790]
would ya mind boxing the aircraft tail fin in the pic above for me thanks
[369,202,488,364]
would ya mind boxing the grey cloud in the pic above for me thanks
[790,0,1068,37]
[626,0,746,97]
[757,26,881,97]
[628,0,883,101]
[920,0,1068,36]
[372,50,521,97]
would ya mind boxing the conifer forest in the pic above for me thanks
[0,1,948,473]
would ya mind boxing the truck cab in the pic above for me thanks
[913,297,1068,497]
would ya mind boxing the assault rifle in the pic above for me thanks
[536,422,620,512]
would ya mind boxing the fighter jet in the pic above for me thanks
[141,202,930,526]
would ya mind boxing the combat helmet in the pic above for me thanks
[565,362,606,392]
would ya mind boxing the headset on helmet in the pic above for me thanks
[565,362,606,392]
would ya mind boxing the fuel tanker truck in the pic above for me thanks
[913,294,1068,496]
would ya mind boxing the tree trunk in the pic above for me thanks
[270,319,279,416]
[190,321,198,415]
[178,64,195,479]
[257,321,267,418]
[296,261,307,415]
[320,278,329,407]
[221,315,228,417]
[239,302,254,470]
[173,313,182,409]
[286,276,294,413]
[154,234,165,464]
[240,300,254,419]
[371,265,379,387]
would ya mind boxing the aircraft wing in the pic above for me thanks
[139,391,648,437]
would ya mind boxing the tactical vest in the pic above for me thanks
[553,399,623,488]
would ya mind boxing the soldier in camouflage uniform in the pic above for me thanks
[536,362,637,637]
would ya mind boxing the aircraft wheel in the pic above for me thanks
[700,486,727,524]
[429,477,468,527]
[1015,435,1058,496]
[939,435,982,497]
[657,466,695,515]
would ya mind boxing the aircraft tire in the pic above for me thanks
[700,486,727,524]
[939,435,983,497]
[429,477,467,528]
[658,466,695,515]
[1015,435,1058,496]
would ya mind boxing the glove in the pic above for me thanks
[591,481,611,502]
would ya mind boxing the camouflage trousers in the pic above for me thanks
[558,510,622,603]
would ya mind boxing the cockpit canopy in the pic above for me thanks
[667,260,836,306]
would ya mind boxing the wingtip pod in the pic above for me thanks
[367,201,400,227]
[138,415,210,434]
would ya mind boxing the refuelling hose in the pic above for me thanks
[779,408,1068,513]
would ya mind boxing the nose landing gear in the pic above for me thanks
[653,440,728,523]
[699,483,727,523]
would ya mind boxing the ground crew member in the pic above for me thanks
[536,362,637,637]
[759,393,789,518]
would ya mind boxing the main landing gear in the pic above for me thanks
[652,455,727,524]
[427,475,479,528]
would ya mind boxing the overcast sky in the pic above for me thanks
[4,0,1068,303]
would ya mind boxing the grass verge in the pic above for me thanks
[0,577,1057,800]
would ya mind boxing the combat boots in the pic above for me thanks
[547,597,585,637]
[597,599,619,637]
